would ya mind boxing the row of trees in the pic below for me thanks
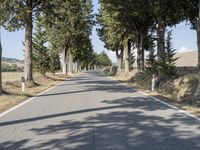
[0,0,100,94]
[32,16,60,75]
[94,51,112,68]
[97,0,200,77]
[2,63,23,72]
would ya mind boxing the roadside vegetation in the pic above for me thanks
[2,63,23,72]
[97,0,200,115]
[0,73,68,113]
[0,0,199,115]
[0,0,111,112]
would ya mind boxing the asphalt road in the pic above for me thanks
[0,71,200,150]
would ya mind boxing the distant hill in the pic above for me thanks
[2,57,24,72]
[175,50,198,67]
[2,51,198,67]
[131,50,198,67]
[2,57,23,64]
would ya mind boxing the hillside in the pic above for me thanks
[175,50,198,67]
[2,57,23,64]
[2,57,24,68]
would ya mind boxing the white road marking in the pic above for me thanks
[109,77,200,122]
[0,81,65,118]
[136,89,200,122]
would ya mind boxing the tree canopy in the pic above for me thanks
[98,0,200,75]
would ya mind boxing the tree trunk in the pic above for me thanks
[74,61,77,73]
[117,48,124,72]
[137,34,144,72]
[116,50,121,73]
[72,62,74,73]
[24,16,34,83]
[197,5,200,70]
[86,64,88,70]
[72,62,76,73]
[0,29,3,94]
[68,51,73,74]
[76,61,79,73]
[124,41,131,73]
[137,52,141,72]
[157,19,166,60]
[197,28,200,69]
[62,48,67,75]
[77,59,80,72]
[121,48,124,71]
[141,35,145,72]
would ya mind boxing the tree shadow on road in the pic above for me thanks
[0,96,200,150]
[35,79,136,98]
[0,97,169,127]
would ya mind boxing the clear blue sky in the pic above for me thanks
[0,0,197,63]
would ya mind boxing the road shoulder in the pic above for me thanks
[107,76,200,122]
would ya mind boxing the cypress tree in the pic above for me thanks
[0,0,53,84]
[146,48,158,75]
[158,30,178,78]
[45,0,94,75]
[48,45,61,75]
[182,0,200,69]
[33,17,49,75]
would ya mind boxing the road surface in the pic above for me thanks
[0,71,199,150]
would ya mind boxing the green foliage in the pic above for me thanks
[96,51,112,67]
[130,72,152,90]
[0,0,54,81]
[146,35,158,74]
[80,51,112,70]
[97,0,193,73]
[146,48,158,75]
[1,63,23,72]
[45,0,94,58]
[33,17,49,75]
[158,30,178,78]
[48,46,61,74]
[1,0,195,81]
[33,17,61,75]
[108,65,118,76]
[146,30,178,78]
[97,0,155,72]
[150,0,185,26]
[1,0,95,79]
[0,0,51,31]
[181,0,199,29]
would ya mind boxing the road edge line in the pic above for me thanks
[0,81,65,118]
[135,89,200,122]
[108,76,200,122]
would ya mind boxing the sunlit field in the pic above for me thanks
[2,72,24,82]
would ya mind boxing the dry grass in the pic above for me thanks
[130,86,200,117]
[105,50,199,117]
[109,74,200,118]
[175,50,198,67]
[2,72,24,82]
[0,73,70,113]
[145,91,200,118]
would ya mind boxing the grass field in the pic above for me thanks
[175,50,198,67]
[0,72,70,113]
[2,72,24,82]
